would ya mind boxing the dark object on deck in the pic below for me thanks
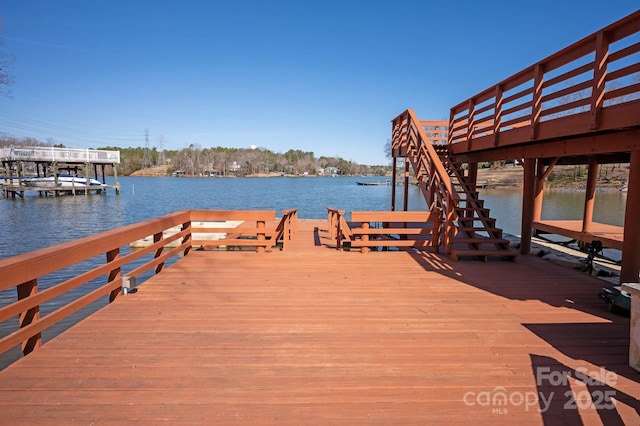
[598,285,631,314]
[583,240,603,274]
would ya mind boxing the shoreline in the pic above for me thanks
[129,164,629,192]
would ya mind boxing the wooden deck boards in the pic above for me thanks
[0,220,638,424]
[533,220,624,250]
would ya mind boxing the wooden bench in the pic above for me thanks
[348,210,442,253]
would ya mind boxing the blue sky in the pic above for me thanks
[0,1,637,165]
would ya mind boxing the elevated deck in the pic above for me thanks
[1,219,638,423]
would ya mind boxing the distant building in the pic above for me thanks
[324,166,340,176]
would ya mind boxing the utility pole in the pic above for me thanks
[158,135,165,166]
[143,129,152,168]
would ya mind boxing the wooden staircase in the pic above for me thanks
[392,109,517,261]
[434,146,518,262]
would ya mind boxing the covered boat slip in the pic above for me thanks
[0,219,639,424]
[0,146,120,198]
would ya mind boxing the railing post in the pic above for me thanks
[531,64,544,139]
[466,99,475,151]
[444,195,456,254]
[493,84,503,147]
[361,221,370,254]
[154,231,165,273]
[282,215,290,251]
[256,220,266,253]
[292,210,298,238]
[182,221,192,256]
[107,248,121,302]
[336,210,343,250]
[590,30,609,130]
[16,279,41,355]
[432,211,442,253]
[448,108,455,147]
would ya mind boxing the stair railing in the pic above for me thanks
[392,109,460,253]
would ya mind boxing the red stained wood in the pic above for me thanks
[0,220,638,424]
[533,220,624,250]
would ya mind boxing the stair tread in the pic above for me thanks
[455,207,490,212]
[451,248,517,255]
[453,237,510,244]
[457,216,496,222]
[457,226,502,232]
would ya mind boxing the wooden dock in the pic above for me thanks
[533,220,624,251]
[0,219,638,424]
[1,183,117,198]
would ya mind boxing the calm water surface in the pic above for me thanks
[0,176,627,367]
[0,176,627,259]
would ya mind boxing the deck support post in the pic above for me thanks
[466,162,478,219]
[621,149,640,283]
[113,164,120,195]
[520,158,536,255]
[403,157,410,211]
[391,158,397,211]
[582,156,599,236]
[84,163,90,195]
[533,160,545,223]
[16,279,41,355]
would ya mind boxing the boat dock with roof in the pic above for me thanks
[0,146,120,198]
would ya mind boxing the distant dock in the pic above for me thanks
[0,146,120,199]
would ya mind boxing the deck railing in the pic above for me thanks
[326,208,442,253]
[0,146,121,164]
[349,210,442,253]
[448,11,640,153]
[0,210,280,360]
[326,207,352,250]
[273,209,299,250]
[391,110,460,252]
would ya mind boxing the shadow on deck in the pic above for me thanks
[1,219,637,423]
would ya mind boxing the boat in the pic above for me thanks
[24,174,102,188]
[356,180,390,186]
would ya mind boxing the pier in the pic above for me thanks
[0,211,639,423]
[0,146,120,198]
[0,10,639,424]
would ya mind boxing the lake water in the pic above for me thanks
[0,175,627,367]
[0,175,627,259]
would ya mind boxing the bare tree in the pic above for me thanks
[0,19,13,96]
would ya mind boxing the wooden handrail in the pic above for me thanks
[349,210,442,253]
[392,110,460,203]
[448,10,640,150]
[189,210,277,253]
[0,209,280,359]
[273,209,299,250]
[391,110,460,253]
[326,207,352,249]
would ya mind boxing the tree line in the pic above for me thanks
[0,136,392,177]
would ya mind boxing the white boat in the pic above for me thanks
[25,175,102,188]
